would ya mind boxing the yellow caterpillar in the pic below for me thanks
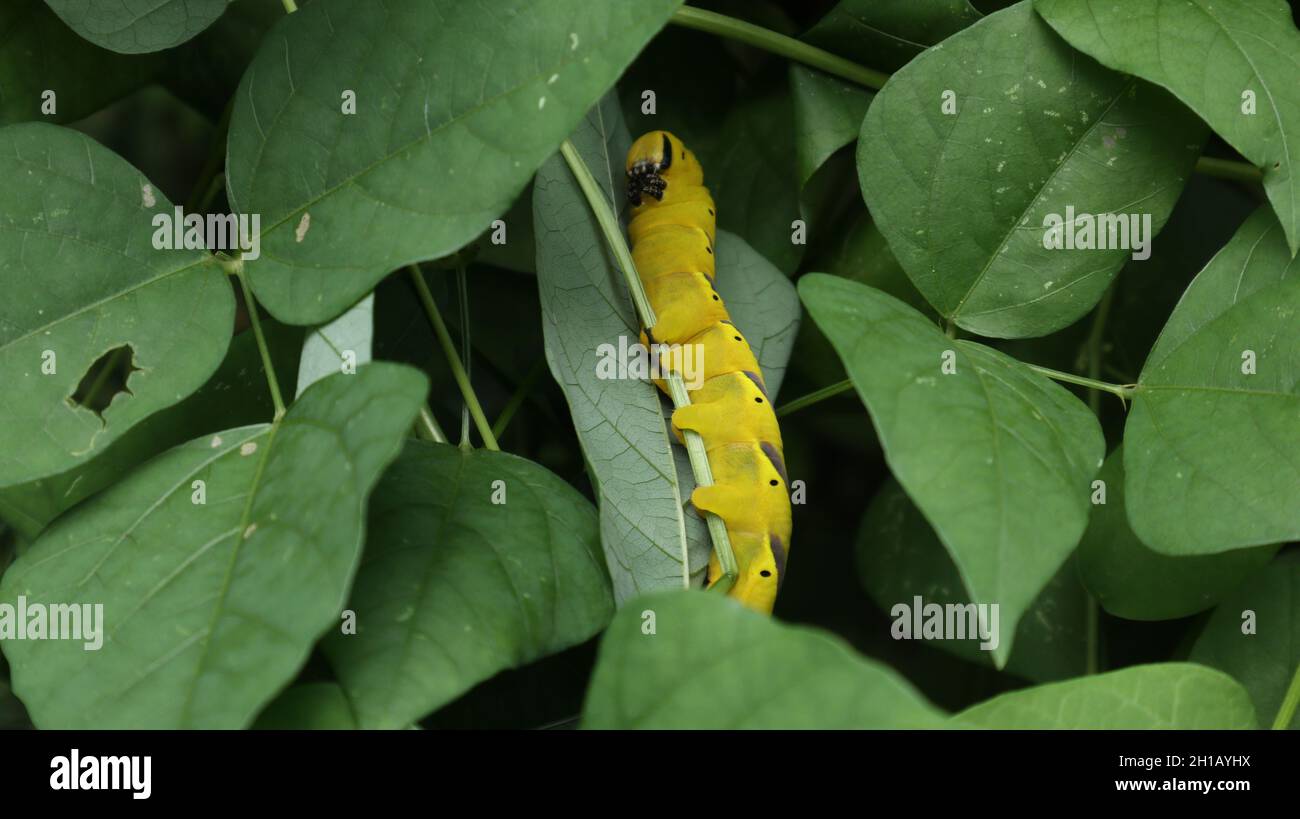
[625,130,792,614]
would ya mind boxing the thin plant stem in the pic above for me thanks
[1025,364,1134,400]
[415,405,448,444]
[1272,663,1300,730]
[235,266,286,420]
[1195,156,1264,185]
[670,6,889,90]
[407,266,500,451]
[777,379,855,417]
[456,265,473,449]
[280,0,297,13]
[558,138,737,593]
[493,357,547,440]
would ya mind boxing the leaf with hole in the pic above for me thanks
[226,0,684,324]
[0,123,234,489]
[0,363,425,728]
[800,273,1104,665]
[857,0,1205,337]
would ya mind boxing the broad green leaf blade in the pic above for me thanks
[858,479,1088,682]
[802,0,983,71]
[0,319,302,540]
[1191,551,1300,729]
[227,0,684,325]
[0,1,159,124]
[0,363,426,728]
[858,0,1205,338]
[1036,0,1300,255]
[323,441,613,729]
[954,663,1258,728]
[800,273,1104,665]
[789,66,872,190]
[295,293,373,397]
[1079,448,1278,620]
[534,95,700,602]
[253,683,357,730]
[582,590,946,729]
[791,0,982,185]
[44,0,231,53]
[1124,207,1300,554]
[714,230,801,398]
[0,123,234,488]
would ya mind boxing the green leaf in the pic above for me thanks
[802,0,983,71]
[0,363,426,728]
[323,441,613,729]
[44,0,231,53]
[253,682,357,730]
[857,0,1205,338]
[227,0,684,325]
[1124,207,1300,554]
[296,293,373,397]
[953,663,1259,728]
[582,590,946,728]
[1036,0,1300,255]
[0,1,160,124]
[799,273,1104,665]
[0,123,234,488]
[789,66,872,190]
[1078,447,1278,621]
[714,230,801,398]
[0,319,303,540]
[1190,551,1300,729]
[534,94,702,601]
[160,0,285,122]
[858,479,1088,682]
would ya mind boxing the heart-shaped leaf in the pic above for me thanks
[0,363,425,728]
[858,0,1205,337]
[45,0,232,53]
[800,273,1104,665]
[0,123,234,488]
[1124,207,1300,554]
[953,663,1258,728]
[1036,0,1300,255]
[582,590,945,728]
[322,441,613,729]
[226,0,684,324]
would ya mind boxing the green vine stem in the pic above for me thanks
[670,6,889,90]
[1272,663,1300,729]
[232,262,286,420]
[280,0,297,14]
[778,365,1134,418]
[415,405,449,444]
[407,265,500,451]
[558,138,738,593]
[455,265,473,449]
[672,5,1260,184]
[493,357,547,440]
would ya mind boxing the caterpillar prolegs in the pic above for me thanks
[625,130,792,614]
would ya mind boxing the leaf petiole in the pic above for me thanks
[407,265,500,451]
[233,261,286,420]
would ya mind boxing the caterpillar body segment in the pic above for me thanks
[625,130,792,614]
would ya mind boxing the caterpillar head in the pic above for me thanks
[626,130,700,206]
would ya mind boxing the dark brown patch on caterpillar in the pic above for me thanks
[760,441,788,486]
